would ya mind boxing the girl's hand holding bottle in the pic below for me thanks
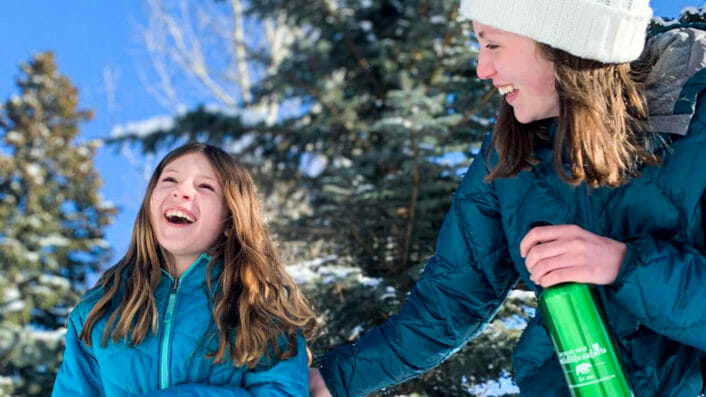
[520,224,627,287]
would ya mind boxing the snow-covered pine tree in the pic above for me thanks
[0,52,114,396]
[115,1,531,394]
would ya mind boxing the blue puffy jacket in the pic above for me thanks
[320,26,706,396]
[53,253,308,396]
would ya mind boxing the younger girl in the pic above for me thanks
[53,143,316,396]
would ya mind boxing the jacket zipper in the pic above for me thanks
[159,277,179,389]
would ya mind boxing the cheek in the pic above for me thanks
[216,204,229,233]
[148,194,162,224]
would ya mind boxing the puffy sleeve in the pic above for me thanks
[607,67,706,352]
[320,145,519,397]
[609,235,706,350]
[52,311,105,396]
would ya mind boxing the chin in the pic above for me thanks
[513,114,535,124]
[513,111,555,125]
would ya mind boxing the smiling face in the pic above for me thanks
[473,21,559,124]
[149,152,228,274]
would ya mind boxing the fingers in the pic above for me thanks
[520,224,583,258]
[529,251,592,286]
[524,240,568,274]
[533,266,593,287]
[520,224,626,287]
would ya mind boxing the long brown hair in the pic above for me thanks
[80,143,316,368]
[485,43,661,187]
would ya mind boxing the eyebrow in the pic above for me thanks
[162,168,217,181]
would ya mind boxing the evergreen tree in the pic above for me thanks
[113,0,531,394]
[117,1,527,394]
[0,52,114,396]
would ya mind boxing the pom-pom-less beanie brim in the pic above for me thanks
[459,0,652,64]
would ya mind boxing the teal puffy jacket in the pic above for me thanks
[321,26,706,396]
[53,254,309,396]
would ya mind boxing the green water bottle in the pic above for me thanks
[528,222,633,396]
[539,283,633,396]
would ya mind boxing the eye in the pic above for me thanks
[161,176,177,183]
[485,43,499,50]
[199,184,215,192]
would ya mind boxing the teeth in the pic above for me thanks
[498,85,516,95]
[164,209,195,223]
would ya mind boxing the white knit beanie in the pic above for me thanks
[459,0,653,64]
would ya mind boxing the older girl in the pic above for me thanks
[311,0,706,395]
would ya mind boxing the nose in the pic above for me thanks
[171,182,195,200]
[475,49,495,80]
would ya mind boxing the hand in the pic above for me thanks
[519,224,626,287]
[309,367,333,397]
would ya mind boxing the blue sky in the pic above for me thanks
[0,0,701,271]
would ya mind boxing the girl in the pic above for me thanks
[53,143,316,396]
[311,0,706,396]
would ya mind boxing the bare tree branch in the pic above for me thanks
[230,0,252,104]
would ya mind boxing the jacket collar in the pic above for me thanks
[160,253,222,289]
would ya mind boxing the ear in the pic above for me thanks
[223,215,233,237]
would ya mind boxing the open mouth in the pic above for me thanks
[498,85,516,95]
[164,209,196,225]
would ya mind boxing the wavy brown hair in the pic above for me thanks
[485,43,661,187]
[80,143,316,368]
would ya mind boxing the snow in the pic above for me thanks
[380,285,396,298]
[99,200,115,210]
[5,131,22,144]
[29,327,66,343]
[470,113,491,127]
[507,289,534,301]
[653,16,678,27]
[77,146,90,157]
[286,255,383,288]
[37,123,50,137]
[39,274,71,290]
[110,105,271,139]
[471,370,519,396]
[4,300,26,312]
[429,15,446,24]
[30,147,44,159]
[286,255,339,284]
[39,234,70,248]
[376,116,412,129]
[110,115,175,138]
[681,6,704,15]
[89,238,110,249]
[25,163,42,178]
[24,251,40,262]
[348,323,365,339]
[2,287,20,302]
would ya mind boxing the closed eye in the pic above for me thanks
[485,43,499,50]
[162,177,177,183]
[199,184,215,192]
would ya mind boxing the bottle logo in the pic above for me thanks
[575,363,592,375]
[558,344,607,364]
